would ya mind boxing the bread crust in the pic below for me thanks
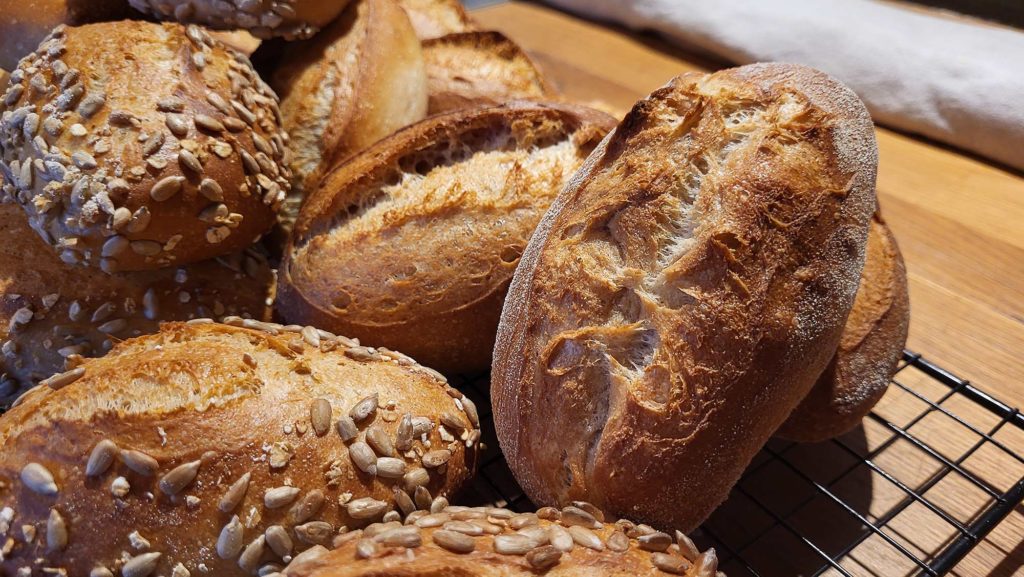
[282,504,720,577]
[273,0,427,215]
[0,0,136,70]
[0,202,273,405]
[776,213,909,442]
[0,321,480,577]
[423,31,555,116]
[128,0,352,40]
[277,102,616,374]
[492,63,877,531]
[0,21,291,272]
[397,0,474,40]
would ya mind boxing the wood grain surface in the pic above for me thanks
[470,3,1024,576]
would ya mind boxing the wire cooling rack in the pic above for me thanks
[454,351,1024,577]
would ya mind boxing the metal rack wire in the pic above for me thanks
[458,351,1024,577]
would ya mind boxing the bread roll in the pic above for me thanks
[0,21,291,272]
[0,0,135,70]
[397,0,474,40]
[776,213,909,442]
[0,321,480,577]
[492,63,878,531]
[282,502,721,577]
[272,0,427,220]
[277,102,616,374]
[423,31,554,116]
[128,0,352,40]
[0,202,273,406]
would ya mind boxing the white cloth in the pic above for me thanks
[545,0,1024,172]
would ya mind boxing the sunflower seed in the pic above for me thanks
[41,367,85,389]
[290,489,324,524]
[120,450,158,476]
[494,534,533,555]
[430,496,448,514]
[365,425,395,457]
[355,538,376,559]
[264,486,300,509]
[569,526,604,551]
[414,486,432,511]
[349,442,377,475]
[350,394,378,422]
[376,457,406,479]
[178,149,202,173]
[166,113,190,137]
[440,412,465,431]
[151,175,184,201]
[397,467,428,493]
[638,531,673,552]
[443,520,483,536]
[223,117,247,132]
[310,398,331,436]
[217,515,244,559]
[142,132,165,157]
[265,525,292,558]
[431,529,474,553]
[238,535,266,574]
[336,415,358,442]
[608,530,630,552]
[240,150,259,174]
[459,397,479,428]
[549,524,574,552]
[22,463,58,495]
[393,487,415,516]
[78,93,105,118]
[421,449,451,469]
[231,100,256,124]
[695,549,718,577]
[295,522,333,546]
[199,178,224,201]
[652,552,689,574]
[122,552,161,577]
[510,513,539,530]
[561,506,601,529]
[194,114,225,133]
[207,92,231,114]
[157,97,185,113]
[675,530,700,561]
[376,526,421,548]
[126,207,152,233]
[159,460,200,495]
[219,472,251,513]
[46,508,67,552]
[347,497,388,520]
[72,151,97,169]
[410,417,433,437]
[86,440,119,477]
[395,413,414,451]
[252,133,272,156]
[90,567,114,577]
[527,545,562,570]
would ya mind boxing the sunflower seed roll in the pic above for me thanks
[0,21,291,273]
[128,0,352,40]
[0,321,480,577]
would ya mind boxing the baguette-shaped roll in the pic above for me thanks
[283,502,722,577]
[423,31,554,116]
[0,0,135,70]
[397,0,474,40]
[0,202,273,405]
[492,63,878,531]
[277,102,616,374]
[777,213,909,441]
[0,321,480,577]
[0,22,291,272]
[128,0,351,40]
[273,0,427,215]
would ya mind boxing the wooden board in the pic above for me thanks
[470,3,1024,576]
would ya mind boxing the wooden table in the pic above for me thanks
[470,3,1024,576]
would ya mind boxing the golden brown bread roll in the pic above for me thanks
[0,21,291,273]
[272,0,427,221]
[423,31,555,116]
[776,213,909,442]
[282,503,722,577]
[492,63,878,531]
[0,202,273,405]
[277,102,616,374]
[0,0,135,70]
[397,0,474,40]
[0,321,480,577]
[128,0,352,40]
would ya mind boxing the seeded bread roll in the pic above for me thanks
[277,102,616,374]
[492,63,878,531]
[272,0,427,225]
[282,503,722,577]
[0,202,273,406]
[0,21,291,273]
[423,31,555,116]
[0,0,136,70]
[777,213,909,442]
[397,0,474,40]
[0,321,480,577]
[128,0,352,40]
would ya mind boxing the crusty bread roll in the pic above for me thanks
[277,102,616,374]
[0,202,273,406]
[0,21,291,272]
[423,31,554,116]
[282,502,721,576]
[397,0,474,40]
[776,213,909,442]
[0,0,135,70]
[0,321,480,577]
[128,0,352,40]
[272,0,427,222]
[492,63,878,531]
